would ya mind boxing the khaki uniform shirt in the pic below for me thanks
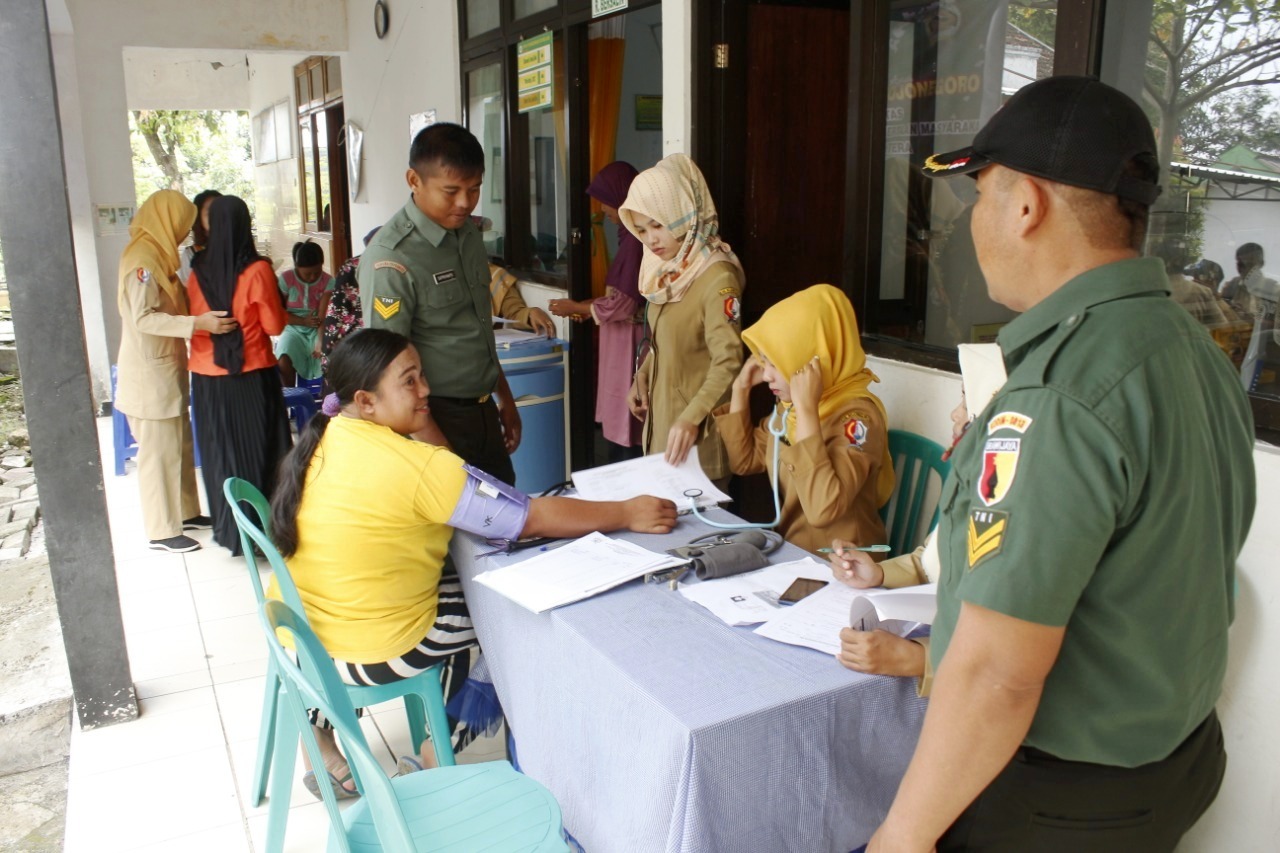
[359,199,498,399]
[637,262,744,480]
[931,258,1255,767]
[715,400,888,555]
[115,264,196,421]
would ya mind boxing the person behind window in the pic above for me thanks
[620,153,745,483]
[1156,240,1229,328]
[188,195,292,555]
[549,161,648,461]
[268,328,677,799]
[275,241,333,386]
[1224,243,1280,390]
[116,189,235,553]
[714,284,894,554]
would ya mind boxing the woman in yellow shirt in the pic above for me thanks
[270,328,676,799]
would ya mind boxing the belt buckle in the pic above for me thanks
[478,393,491,404]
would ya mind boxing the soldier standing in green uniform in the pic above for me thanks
[855,77,1256,852]
[359,123,521,484]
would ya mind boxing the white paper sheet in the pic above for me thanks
[753,582,859,655]
[848,583,938,631]
[493,328,547,346]
[957,343,1007,416]
[571,449,732,510]
[474,531,685,613]
[680,557,832,626]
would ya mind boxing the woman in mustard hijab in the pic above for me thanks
[713,284,893,554]
[116,189,236,552]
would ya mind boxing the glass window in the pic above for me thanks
[299,118,317,227]
[466,0,501,37]
[515,0,556,20]
[309,63,324,109]
[526,37,568,275]
[468,63,505,257]
[295,72,310,113]
[324,57,342,99]
[877,0,1057,349]
[315,110,332,232]
[1100,3,1280,403]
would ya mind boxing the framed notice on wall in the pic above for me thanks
[635,95,662,131]
[517,32,554,114]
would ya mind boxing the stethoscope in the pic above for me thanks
[684,405,789,530]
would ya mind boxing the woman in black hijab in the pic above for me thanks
[188,196,292,553]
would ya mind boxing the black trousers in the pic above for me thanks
[938,710,1226,853]
[428,396,516,487]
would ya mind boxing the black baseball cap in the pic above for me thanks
[921,76,1161,206]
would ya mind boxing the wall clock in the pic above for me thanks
[374,1,390,39]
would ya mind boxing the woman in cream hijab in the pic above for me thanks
[620,154,744,481]
[116,189,236,552]
[715,284,894,555]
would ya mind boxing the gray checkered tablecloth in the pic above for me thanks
[451,509,928,853]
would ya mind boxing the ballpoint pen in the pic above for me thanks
[817,545,891,554]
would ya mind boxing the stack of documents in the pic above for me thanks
[571,448,731,510]
[754,583,938,656]
[680,557,831,626]
[474,531,686,613]
[493,327,547,347]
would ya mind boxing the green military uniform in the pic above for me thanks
[359,197,515,483]
[932,257,1255,767]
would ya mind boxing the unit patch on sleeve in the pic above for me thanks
[135,268,150,285]
[987,411,1033,434]
[978,437,1020,506]
[373,295,402,320]
[967,509,1008,569]
[843,416,868,448]
[723,296,741,324]
[373,260,408,274]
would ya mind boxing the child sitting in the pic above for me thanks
[275,241,333,386]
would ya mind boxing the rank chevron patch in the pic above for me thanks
[373,295,401,320]
[967,509,1008,570]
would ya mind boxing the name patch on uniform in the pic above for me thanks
[718,286,737,296]
[978,437,1020,506]
[373,260,408,274]
[135,267,150,285]
[723,296,741,324]
[433,269,458,285]
[987,411,1033,434]
[968,509,1008,569]
[843,417,868,448]
[373,296,402,320]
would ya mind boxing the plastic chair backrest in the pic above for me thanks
[223,477,307,616]
[880,429,951,556]
[262,599,417,852]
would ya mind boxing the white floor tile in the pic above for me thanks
[126,821,252,853]
[246,800,345,853]
[117,582,198,633]
[184,541,249,583]
[214,675,271,746]
[191,575,259,622]
[123,621,207,681]
[114,553,188,592]
[134,669,212,700]
[200,613,268,671]
[70,687,223,775]
[209,657,269,685]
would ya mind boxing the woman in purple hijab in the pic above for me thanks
[550,161,646,458]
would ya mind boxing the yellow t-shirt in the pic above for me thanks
[266,415,468,663]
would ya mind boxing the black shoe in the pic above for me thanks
[182,515,213,531]
[149,535,202,553]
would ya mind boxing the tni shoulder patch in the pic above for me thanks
[373,295,402,320]
[374,259,408,274]
[967,509,1008,570]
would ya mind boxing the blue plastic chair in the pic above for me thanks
[261,599,569,853]
[222,478,455,832]
[297,374,325,400]
[879,430,952,556]
[111,364,201,475]
[282,385,319,432]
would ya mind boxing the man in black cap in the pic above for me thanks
[852,76,1256,851]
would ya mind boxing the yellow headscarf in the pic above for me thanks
[618,153,743,305]
[741,284,896,506]
[118,189,197,310]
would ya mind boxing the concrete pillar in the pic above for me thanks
[0,0,136,728]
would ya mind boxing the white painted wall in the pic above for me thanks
[342,0,463,244]
[615,5,665,175]
[661,0,692,157]
[123,47,250,111]
[866,354,1278,853]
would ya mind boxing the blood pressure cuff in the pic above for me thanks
[447,464,530,542]
[668,530,783,580]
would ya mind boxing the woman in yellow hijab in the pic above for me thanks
[713,284,893,554]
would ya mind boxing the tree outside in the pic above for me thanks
[129,110,256,216]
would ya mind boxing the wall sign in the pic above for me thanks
[517,32,554,114]
[592,0,628,16]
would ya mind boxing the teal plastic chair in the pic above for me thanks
[222,478,455,828]
[879,430,952,556]
[261,599,569,853]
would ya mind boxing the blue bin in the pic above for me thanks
[499,338,569,494]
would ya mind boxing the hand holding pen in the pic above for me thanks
[822,540,887,589]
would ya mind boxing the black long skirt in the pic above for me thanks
[192,368,292,555]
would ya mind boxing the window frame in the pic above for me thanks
[294,56,342,236]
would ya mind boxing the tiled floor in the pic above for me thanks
[63,417,507,852]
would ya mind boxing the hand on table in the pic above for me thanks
[827,540,884,588]
[623,496,678,534]
[664,420,699,465]
[837,629,926,677]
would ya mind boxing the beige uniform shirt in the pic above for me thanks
[115,264,196,420]
[636,262,744,480]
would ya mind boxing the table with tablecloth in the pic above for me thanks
[450,508,928,853]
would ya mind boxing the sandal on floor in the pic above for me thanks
[302,768,359,801]
[395,755,424,777]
